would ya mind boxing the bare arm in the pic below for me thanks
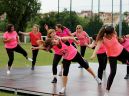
[90,40,103,59]
[61,36,79,45]
[3,38,13,43]
[125,34,129,38]
[88,40,96,48]
[19,31,30,36]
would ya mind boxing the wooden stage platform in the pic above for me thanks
[0,63,129,96]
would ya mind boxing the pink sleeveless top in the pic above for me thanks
[121,38,129,52]
[53,40,77,60]
[97,43,106,54]
[74,31,89,46]
[103,34,123,57]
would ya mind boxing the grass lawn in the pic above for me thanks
[0,42,97,96]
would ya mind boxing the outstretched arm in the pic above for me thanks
[90,40,102,59]
[61,36,79,45]
[19,31,30,36]
[125,34,129,38]
[88,40,96,48]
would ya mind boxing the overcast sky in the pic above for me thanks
[39,0,129,13]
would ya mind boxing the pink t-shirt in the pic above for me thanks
[52,45,62,55]
[73,31,89,46]
[53,40,77,60]
[56,28,70,37]
[103,34,123,57]
[121,38,129,52]
[97,43,106,54]
[56,28,73,43]
[3,31,18,48]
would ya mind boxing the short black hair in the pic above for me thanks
[6,24,14,32]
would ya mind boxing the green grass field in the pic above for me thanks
[0,42,97,96]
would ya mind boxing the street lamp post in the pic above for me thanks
[58,0,60,22]
[119,0,122,36]
[98,0,100,15]
[112,0,113,26]
[70,0,72,30]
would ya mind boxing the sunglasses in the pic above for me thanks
[76,27,81,29]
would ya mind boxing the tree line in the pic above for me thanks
[0,0,129,37]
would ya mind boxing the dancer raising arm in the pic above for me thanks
[19,24,42,70]
[44,31,101,94]
[91,25,129,96]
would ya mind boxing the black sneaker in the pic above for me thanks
[51,78,57,83]
[78,65,83,68]
[124,74,129,79]
[31,66,35,71]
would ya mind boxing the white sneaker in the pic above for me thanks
[59,87,66,94]
[7,70,10,75]
[95,77,102,85]
[27,57,33,62]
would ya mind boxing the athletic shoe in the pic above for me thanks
[7,70,10,75]
[31,66,35,71]
[78,65,83,68]
[51,77,57,83]
[124,74,129,79]
[95,77,102,85]
[59,87,66,94]
[27,57,33,62]
[58,71,62,76]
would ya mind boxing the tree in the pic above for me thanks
[86,15,103,36]
[115,20,129,36]
[39,9,82,35]
[0,0,41,31]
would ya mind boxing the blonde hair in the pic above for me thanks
[33,24,40,32]
[47,29,55,38]
[76,25,83,31]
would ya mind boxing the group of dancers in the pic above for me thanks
[3,23,129,96]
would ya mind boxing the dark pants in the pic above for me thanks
[62,52,89,76]
[97,52,107,80]
[6,44,28,68]
[32,45,39,67]
[80,46,86,57]
[52,54,62,75]
[107,48,129,90]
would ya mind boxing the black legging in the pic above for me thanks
[6,44,28,67]
[32,45,39,67]
[62,52,89,76]
[80,46,86,57]
[52,54,62,75]
[107,48,129,90]
[97,52,107,80]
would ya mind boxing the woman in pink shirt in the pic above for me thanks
[44,34,101,94]
[118,35,129,79]
[88,34,107,80]
[3,24,32,75]
[45,24,76,77]
[72,25,90,68]
[19,24,42,70]
[91,25,129,96]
